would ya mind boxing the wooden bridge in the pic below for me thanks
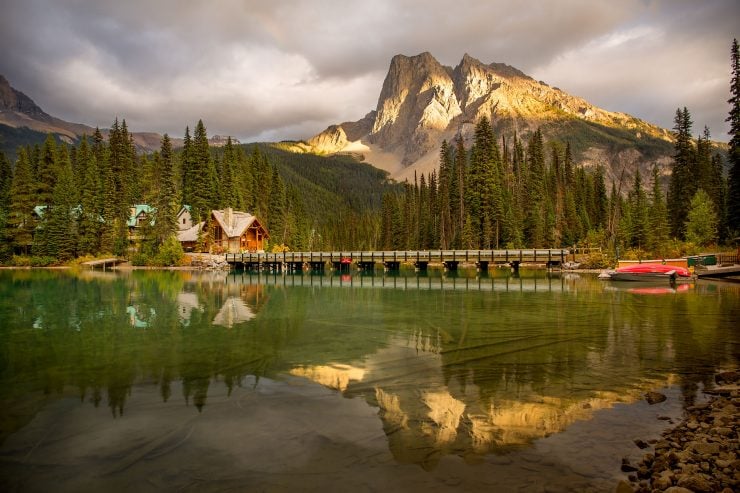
[224,249,570,272]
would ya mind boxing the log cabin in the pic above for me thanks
[177,207,269,253]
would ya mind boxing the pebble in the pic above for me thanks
[619,371,740,492]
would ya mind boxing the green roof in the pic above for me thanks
[127,204,155,228]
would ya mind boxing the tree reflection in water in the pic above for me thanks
[0,269,738,472]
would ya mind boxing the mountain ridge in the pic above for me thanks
[303,52,677,185]
[0,75,238,155]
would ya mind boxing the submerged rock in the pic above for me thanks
[645,391,667,405]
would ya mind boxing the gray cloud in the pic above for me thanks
[0,0,737,142]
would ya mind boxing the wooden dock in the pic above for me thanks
[695,264,740,281]
[81,258,123,270]
[225,249,569,272]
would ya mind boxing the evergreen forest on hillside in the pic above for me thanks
[0,39,739,266]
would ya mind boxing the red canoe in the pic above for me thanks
[617,263,691,277]
[600,263,692,282]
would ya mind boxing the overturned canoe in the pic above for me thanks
[599,263,692,282]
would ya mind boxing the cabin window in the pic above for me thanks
[182,218,186,224]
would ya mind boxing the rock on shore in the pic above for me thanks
[618,371,739,492]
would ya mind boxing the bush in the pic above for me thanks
[131,253,151,266]
[155,236,184,266]
[621,248,650,261]
[581,251,612,269]
[30,256,57,267]
[8,255,58,267]
[10,255,31,267]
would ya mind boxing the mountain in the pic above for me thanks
[303,53,677,185]
[0,74,95,145]
[0,75,239,157]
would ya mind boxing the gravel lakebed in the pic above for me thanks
[617,371,740,493]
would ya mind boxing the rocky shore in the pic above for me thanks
[617,371,739,492]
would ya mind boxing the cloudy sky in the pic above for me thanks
[1,0,738,142]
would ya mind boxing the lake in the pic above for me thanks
[0,268,738,492]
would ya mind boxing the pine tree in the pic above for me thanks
[46,158,79,260]
[668,107,696,238]
[648,165,670,253]
[267,166,286,245]
[36,134,58,207]
[235,146,253,211]
[152,134,179,247]
[437,140,452,249]
[107,118,136,255]
[219,137,240,209]
[0,151,14,260]
[628,169,650,249]
[0,151,11,213]
[7,148,36,254]
[181,126,194,208]
[466,116,502,248]
[191,120,217,220]
[524,129,546,246]
[727,38,740,234]
[77,137,102,255]
[379,192,395,250]
[592,166,608,230]
[451,135,467,247]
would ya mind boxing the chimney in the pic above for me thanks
[224,207,233,230]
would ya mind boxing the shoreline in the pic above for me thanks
[617,371,739,492]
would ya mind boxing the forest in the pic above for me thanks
[0,40,738,266]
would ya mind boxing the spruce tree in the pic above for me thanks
[0,151,11,213]
[152,134,179,247]
[220,137,240,209]
[452,135,467,247]
[649,165,670,253]
[437,140,452,248]
[235,146,253,211]
[267,166,286,246]
[181,126,194,208]
[628,169,650,249]
[592,166,608,230]
[46,158,79,260]
[36,134,58,207]
[191,120,217,221]
[727,38,740,234]
[7,148,36,254]
[78,137,102,255]
[466,116,502,248]
[0,152,12,261]
[668,107,695,238]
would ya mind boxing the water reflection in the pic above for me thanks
[0,269,738,479]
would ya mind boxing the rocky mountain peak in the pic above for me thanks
[371,53,462,164]
[306,52,674,183]
[0,74,51,121]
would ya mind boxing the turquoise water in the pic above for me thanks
[0,268,738,491]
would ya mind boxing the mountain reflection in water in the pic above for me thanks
[0,269,738,491]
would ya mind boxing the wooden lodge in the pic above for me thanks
[176,206,270,253]
[211,208,269,253]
